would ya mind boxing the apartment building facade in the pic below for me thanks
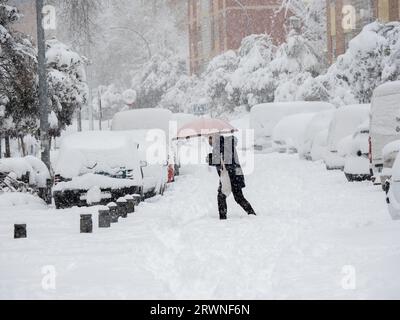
[327,0,400,63]
[8,0,58,44]
[188,0,288,75]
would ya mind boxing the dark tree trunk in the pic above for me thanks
[19,136,26,157]
[5,135,11,158]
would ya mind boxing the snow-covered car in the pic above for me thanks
[325,104,370,170]
[310,129,329,162]
[344,121,372,182]
[250,101,335,151]
[272,113,316,154]
[370,81,400,185]
[299,110,335,160]
[385,150,400,220]
[121,130,169,198]
[0,156,52,202]
[380,140,400,190]
[112,108,179,178]
[172,112,197,175]
[53,131,144,209]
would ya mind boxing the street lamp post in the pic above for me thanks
[36,0,50,171]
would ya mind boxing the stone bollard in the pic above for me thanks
[132,194,142,206]
[80,214,93,233]
[14,224,27,239]
[125,195,135,214]
[98,206,111,228]
[107,202,119,223]
[117,198,128,218]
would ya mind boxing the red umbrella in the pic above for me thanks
[174,118,238,140]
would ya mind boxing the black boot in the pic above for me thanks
[220,212,227,220]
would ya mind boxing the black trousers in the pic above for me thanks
[218,184,256,218]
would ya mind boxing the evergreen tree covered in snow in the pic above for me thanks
[0,1,38,155]
[46,39,88,139]
[0,1,88,155]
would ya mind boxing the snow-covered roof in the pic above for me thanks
[373,81,400,98]
[250,101,335,138]
[172,113,197,130]
[112,108,172,133]
[272,113,316,149]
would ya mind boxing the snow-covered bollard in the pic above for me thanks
[107,202,119,223]
[98,206,111,228]
[124,195,135,214]
[117,197,128,219]
[132,194,141,206]
[80,214,93,233]
[14,224,27,239]
[86,186,102,207]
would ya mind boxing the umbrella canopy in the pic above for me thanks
[174,118,238,140]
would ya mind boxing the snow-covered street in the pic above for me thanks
[1,153,399,300]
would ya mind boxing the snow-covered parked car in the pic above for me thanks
[53,131,144,209]
[0,156,52,203]
[121,130,169,198]
[250,101,335,151]
[385,150,400,220]
[272,113,316,154]
[380,141,400,190]
[299,110,335,160]
[344,121,372,182]
[370,81,400,185]
[325,104,370,170]
[112,108,179,179]
[310,129,330,162]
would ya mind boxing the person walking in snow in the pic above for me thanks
[208,134,256,220]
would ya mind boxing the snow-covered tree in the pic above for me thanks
[279,0,327,64]
[46,39,88,140]
[0,1,38,156]
[229,34,277,108]
[319,21,400,106]
[132,50,187,109]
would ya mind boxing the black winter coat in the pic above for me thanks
[208,135,246,190]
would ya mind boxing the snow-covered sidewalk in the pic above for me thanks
[1,153,400,299]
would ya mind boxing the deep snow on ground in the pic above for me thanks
[1,153,400,299]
